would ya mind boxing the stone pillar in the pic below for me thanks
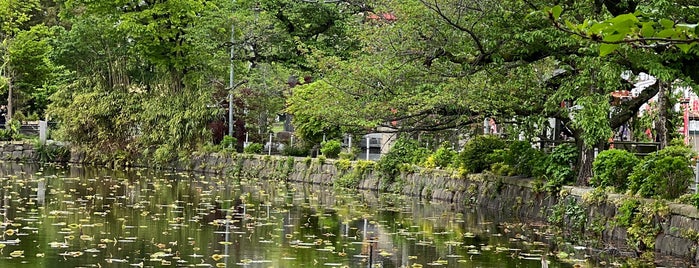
[39,120,47,145]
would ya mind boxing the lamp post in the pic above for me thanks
[228,22,235,138]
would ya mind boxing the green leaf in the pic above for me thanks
[603,34,624,42]
[551,5,563,21]
[599,43,619,56]
[589,22,610,34]
[677,43,693,53]
[656,29,676,38]
[641,22,655,37]
[609,14,639,24]
[660,19,674,29]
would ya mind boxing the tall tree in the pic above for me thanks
[289,0,691,185]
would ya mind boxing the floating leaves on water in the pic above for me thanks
[9,250,24,258]
[557,251,570,259]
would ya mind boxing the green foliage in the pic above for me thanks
[282,145,309,157]
[334,159,351,171]
[615,199,640,227]
[338,150,356,160]
[320,140,342,159]
[334,160,374,190]
[286,81,348,144]
[591,149,639,191]
[376,138,430,180]
[2,24,64,119]
[490,162,516,176]
[547,198,588,232]
[34,142,70,162]
[502,141,544,177]
[221,135,237,149]
[535,144,578,192]
[429,142,457,168]
[629,145,695,199]
[677,193,699,209]
[572,95,613,148]
[614,199,667,254]
[559,7,699,55]
[458,135,506,174]
[244,143,263,154]
[0,119,21,141]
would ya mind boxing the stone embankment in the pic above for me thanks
[0,141,36,161]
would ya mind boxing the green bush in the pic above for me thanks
[628,145,695,199]
[591,149,639,191]
[244,143,264,154]
[320,140,342,158]
[221,135,237,149]
[0,119,21,141]
[377,138,430,179]
[282,145,309,157]
[534,144,578,192]
[677,193,699,209]
[615,198,640,227]
[490,162,516,176]
[431,142,457,168]
[34,142,70,162]
[458,135,506,173]
[503,141,544,177]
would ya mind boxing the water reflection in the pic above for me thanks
[0,162,577,267]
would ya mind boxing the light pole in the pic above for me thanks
[228,21,235,138]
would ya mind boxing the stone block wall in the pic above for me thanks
[0,141,35,161]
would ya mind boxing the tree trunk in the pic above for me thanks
[6,72,12,124]
[656,81,669,149]
[575,137,595,186]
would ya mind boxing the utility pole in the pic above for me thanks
[228,22,235,138]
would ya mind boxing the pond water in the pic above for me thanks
[0,162,626,267]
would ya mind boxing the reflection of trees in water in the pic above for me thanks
[0,163,622,267]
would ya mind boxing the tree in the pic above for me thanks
[289,0,690,185]
[49,0,235,161]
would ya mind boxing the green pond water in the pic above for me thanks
[0,162,643,267]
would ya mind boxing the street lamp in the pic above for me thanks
[228,21,235,138]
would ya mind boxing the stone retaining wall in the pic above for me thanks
[0,141,35,161]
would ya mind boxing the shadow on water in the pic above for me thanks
[0,162,685,267]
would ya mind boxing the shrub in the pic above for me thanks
[377,138,430,180]
[244,143,263,154]
[591,149,639,191]
[534,143,578,192]
[677,193,699,209]
[35,142,70,162]
[458,135,506,173]
[320,140,342,158]
[503,141,544,177]
[282,145,309,157]
[629,145,695,199]
[338,151,355,160]
[490,162,516,176]
[431,142,457,168]
[221,135,237,149]
[0,119,21,141]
